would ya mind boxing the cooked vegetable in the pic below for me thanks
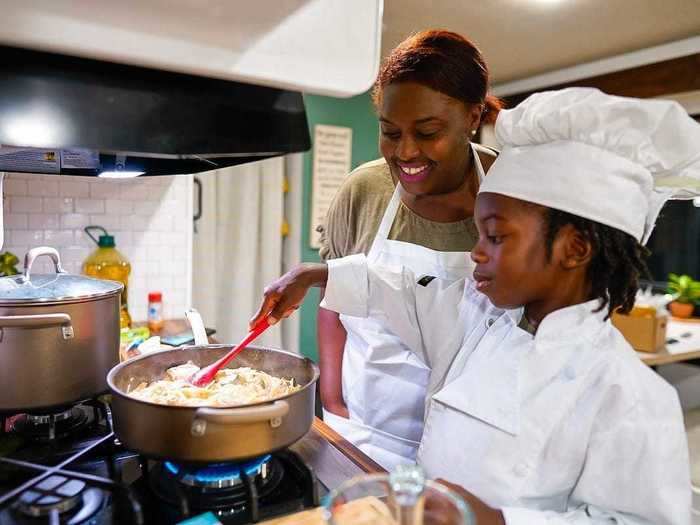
[128,361,300,407]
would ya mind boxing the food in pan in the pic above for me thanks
[127,361,301,407]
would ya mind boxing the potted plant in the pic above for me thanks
[667,273,700,318]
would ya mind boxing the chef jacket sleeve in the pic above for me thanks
[321,254,469,365]
[501,392,691,525]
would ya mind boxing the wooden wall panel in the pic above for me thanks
[503,53,700,108]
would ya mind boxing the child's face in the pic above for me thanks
[471,192,560,310]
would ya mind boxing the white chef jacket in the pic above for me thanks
[321,254,691,525]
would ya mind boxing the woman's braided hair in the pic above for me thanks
[543,209,650,318]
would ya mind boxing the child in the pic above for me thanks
[252,88,699,524]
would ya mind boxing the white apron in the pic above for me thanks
[323,144,486,469]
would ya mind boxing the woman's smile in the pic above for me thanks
[396,161,433,184]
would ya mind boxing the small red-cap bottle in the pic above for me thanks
[147,292,164,331]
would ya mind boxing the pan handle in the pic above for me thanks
[0,313,74,340]
[191,400,289,436]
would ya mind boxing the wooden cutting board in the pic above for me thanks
[260,496,397,525]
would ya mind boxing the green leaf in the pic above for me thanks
[0,251,20,277]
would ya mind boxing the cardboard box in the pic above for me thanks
[612,306,667,352]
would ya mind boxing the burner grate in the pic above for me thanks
[1,397,321,524]
[143,450,319,524]
[0,399,144,524]
[11,407,90,442]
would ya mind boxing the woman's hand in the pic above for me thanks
[249,263,329,328]
[433,479,505,525]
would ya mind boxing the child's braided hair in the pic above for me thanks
[544,209,651,318]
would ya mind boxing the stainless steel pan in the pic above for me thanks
[107,344,319,463]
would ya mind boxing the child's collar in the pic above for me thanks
[533,299,609,346]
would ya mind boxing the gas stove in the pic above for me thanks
[0,400,320,524]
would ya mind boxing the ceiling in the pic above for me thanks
[382,0,700,86]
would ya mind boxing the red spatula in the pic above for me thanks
[189,317,271,387]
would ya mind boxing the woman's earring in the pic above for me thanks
[471,129,477,136]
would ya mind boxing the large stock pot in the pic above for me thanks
[0,247,122,412]
[107,344,319,462]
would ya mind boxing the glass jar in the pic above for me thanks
[323,465,474,525]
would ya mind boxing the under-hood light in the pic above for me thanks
[98,171,144,179]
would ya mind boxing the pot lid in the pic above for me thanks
[0,247,122,304]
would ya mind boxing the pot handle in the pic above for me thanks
[0,313,74,340]
[191,400,289,436]
[22,247,67,282]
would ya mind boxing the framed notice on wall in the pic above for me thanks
[309,124,353,249]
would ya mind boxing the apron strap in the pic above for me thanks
[471,142,487,183]
[368,184,401,258]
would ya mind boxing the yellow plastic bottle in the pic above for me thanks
[82,226,132,329]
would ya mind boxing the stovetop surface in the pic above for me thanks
[0,400,323,525]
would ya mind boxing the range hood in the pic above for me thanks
[0,1,383,177]
[0,45,310,176]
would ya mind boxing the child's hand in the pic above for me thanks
[249,263,329,328]
[433,479,505,525]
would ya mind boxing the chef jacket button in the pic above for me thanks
[513,463,529,478]
[487,318,495,327]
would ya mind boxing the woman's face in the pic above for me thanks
[378,82,480,196]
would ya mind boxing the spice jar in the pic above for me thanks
[147,292,164,332]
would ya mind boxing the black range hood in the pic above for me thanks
[0,45,311,176]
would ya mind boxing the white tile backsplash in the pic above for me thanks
[4,179,27,196]
[2,173,193,322]
[12,197,43,213]
[75,198,105,214]
[28,213,60,230]
[43,197,74,214]
[60,180,89,197]
[27,180,58,197]
[105,199,133,214]
[5,213,27,229]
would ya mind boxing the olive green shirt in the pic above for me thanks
[318,144,497,261]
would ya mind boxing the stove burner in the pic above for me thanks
[164,455,272,489]
[26,410,74,425]
[149,454,286,518]
[11,407,89,442]
[15,475,84,517]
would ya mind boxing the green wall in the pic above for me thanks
[299,92,380,361]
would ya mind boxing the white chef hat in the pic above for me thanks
[479,87,700,243]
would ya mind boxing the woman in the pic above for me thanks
[317,30,502,469]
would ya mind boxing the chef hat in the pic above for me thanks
[479,87,700,243]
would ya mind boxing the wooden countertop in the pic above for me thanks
[290,418,386,492]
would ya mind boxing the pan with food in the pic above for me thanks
[107,343,319,462]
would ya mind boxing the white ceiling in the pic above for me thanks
[382,0,700,85]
